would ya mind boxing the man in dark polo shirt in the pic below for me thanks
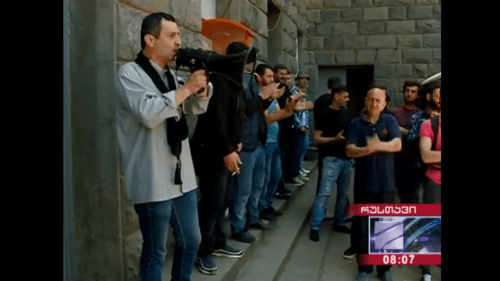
[345,84,402,281]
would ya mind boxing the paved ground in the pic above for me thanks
[162,160,442,281]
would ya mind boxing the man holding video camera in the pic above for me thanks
[115,12,211,281]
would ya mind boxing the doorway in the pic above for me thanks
[317,65,374,118]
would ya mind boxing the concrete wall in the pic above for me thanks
[305,0,441,106]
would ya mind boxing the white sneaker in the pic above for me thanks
[300,168,310,174]
[422,274,431,281]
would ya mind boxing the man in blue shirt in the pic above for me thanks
[346,85,402,281]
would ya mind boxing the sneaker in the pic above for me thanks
[285,177,304,185]
[333,224,351,234]
[309,229,320,242]
[213,245,243,258]
[247,220,274,230]
[379,271,393,281]
[231,231,257,243]
[299,175,310,181]
[355,271,369,281]
[274,192,291,199]
[197,255,217,275]
[259,209,276,221]
[300,168,310,174]
[343,246,356,259]
[267,206,283,216]
[421,274,432,281]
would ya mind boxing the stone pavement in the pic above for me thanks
[162,160,442,281]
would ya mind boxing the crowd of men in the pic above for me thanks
[114,12,441,281]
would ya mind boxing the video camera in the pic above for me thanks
[175,47,258,89]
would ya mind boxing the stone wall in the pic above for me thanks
[305,0,441,106]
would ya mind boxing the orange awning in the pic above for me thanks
[202,18,256,54]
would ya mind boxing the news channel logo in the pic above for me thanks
[369,217,441,254]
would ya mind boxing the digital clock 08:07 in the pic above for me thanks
[383,254,415,265]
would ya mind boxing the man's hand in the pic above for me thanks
[366,134,382,154]
[184,69,208,96]
[293,100,314,111]
[335,130,345,141]
[223,151,242,174]
[260,82,280,100]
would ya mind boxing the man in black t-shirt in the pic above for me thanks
[309,83,353,242]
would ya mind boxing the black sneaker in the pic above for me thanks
[231,231,257,243]
[333,224,351,234]
[310,229,320,242]
[259,209,276,221]
[247,220,274,230]
[213,245,243,258]
[274,192,291,199]
[343,246,356,259]
[196,254,217,275]
[267,206,283,216]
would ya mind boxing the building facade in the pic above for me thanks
[63,0,440,280]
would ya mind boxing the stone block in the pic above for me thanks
[433,6,441,19]
[281,13,298,39]
[386,20,415,34]
[408,6,434,20]
[178,27,212,51]
[428,64,441,75]
[367,35,396,49]
[252,33,268,62]
[374,64,395,78]
[416,0,439,4]
[317,23,334,36]
[343,36,367,50]
[336,51,357,65]
[423,34,441,48]
[352,0,373,7]
[121,0,169,13]
[321,9,341,23]
[359,22,385,34]
[356,49,376,64]
[240,0,268,37]
[325,37,343,50]
[283,33,297,56]
[374,0,413,6]
[402,49,432,63]
[416,20,441,34]
[307,10,322,24]
[117,5,147,61]
[375,49,401,63]
[248,0,268,13]
[389,7,406,20]
[432,49,441,63]
[333,22,358,35]
[413,64,428,78]
[324,0,352,8]
[397,35,423,49]
[315,51,336,65]
[308,37,325,50]
[306,0,323,9]
[363,7,389,21]
[308,51,317,65]
[395,64,412,78]
[342,9,363,22]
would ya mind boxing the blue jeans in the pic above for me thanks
[258,142,282,212]
[231,145,266,233]
[310,156,353,230]
[134,190,201,281]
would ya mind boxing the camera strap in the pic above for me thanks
[135,51,188,185]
